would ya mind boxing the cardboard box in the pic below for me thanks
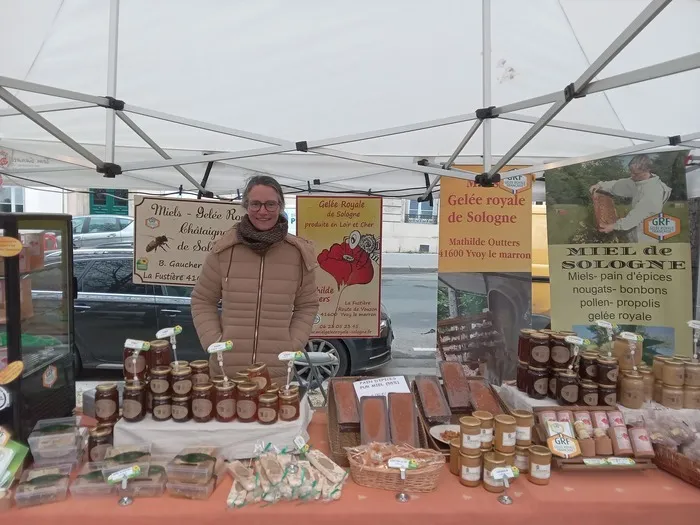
[0,246,30,276]
[20,233,44,271]
[0,278,34,322]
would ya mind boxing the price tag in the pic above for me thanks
[491,466,517,480]
[278,351,304,362]
[124,339,150,351]
[583,457,635,467]
[387,457,418,470]
[156,325,182,339]
[564,336,584,346]
[620,331,642,342]
[207,341,233,353]
[596,321,613,330]
[293,435,310,454]
[107,465,141,484]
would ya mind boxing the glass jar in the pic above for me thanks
[518,329,536,362]
[579,352,598,382]
[549,368,567,399]
[170,360,189,372]
[459,452,482,488]
[266,383,280,396]
[640,368,654,402]
[88,426,113,462]
[528,333,550,367]
[653,380,664,403]
[683,386,700,409]
[171,395,192,422]
[556,370,579,406]
[191,383,214,423]
[257,393,279,425]
[685,362,700,387]
[123,345,148,381]
[620,371,644,409]
[599,383,617,407]
[237,382,260,422]
[494,414,517,454]
[579,380,598,406]
[152,395,172,421]
[279,388,300,422]
[149,339,172,368]
[149,366,171,395]
[190,360,210,386]
[550,333,573,368]
[483,452,505,493]
[122,381,147,423]
[528,445,552,486]
[247,362,272,392]
[596,357,619,386]
[516,361,528,392]
[661,384,683,409]
[662,359,685,387]
[171,366,193,396]
[213,381,236,422]
[613,335,642,371]
[210,375,226,387]
[652,356,667,381]
[526,366,548,400]
[95,383,119,425]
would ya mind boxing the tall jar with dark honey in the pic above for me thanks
[152,395,172,421]
[550,333,573,368]
[172,395,192,422]
[95,383,119,425]
[122,381,147,423]
[171,366,193,396]
[516,361,528,392]
[579,352,598,382]
[190,360,210,386]
[528,332,550,368]
[257,393,279,424]
[527,366,548,400]
[247,363,272,392]
[549,368,567,399]
[596,356,619,386]
[88,426,113,462]
[579,380,598,406]
[518,329,536,363]
[192,383,214,423]
[149,339,172,368]
[237,382,260,422]
[149,366,171,396]
[123,340,150,381]
[215,381,237,422]
[556,370,579,406]
[279,388,300,422]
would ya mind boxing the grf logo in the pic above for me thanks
[643,213,680,241]
[498,174,531,195]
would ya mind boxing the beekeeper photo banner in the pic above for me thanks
[296,196,382,338]
[545,150,693,358]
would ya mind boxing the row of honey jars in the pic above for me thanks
[457,446,552,490]
[518,329,578,369]
[652,356,700,387]
[518,364,617,408]
[123,339,174,381]
[652,381,700,409]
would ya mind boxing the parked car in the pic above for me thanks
[34,249,393,384]
[71,215,134,249]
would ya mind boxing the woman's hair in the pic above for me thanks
[241,175,285,210]
[628,154,653,173]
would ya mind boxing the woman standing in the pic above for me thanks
[191,175,319,380]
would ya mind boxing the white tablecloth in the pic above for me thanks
[494,384,559,411]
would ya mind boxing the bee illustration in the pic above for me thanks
[145,235,170,252]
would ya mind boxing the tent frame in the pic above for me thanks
[0,0,699,198]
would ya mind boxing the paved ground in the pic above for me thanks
[383,252,437,274]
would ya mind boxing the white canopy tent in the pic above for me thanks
[0,0,699,198]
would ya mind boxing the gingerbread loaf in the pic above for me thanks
[331,379,360,432]
[439,361,471,412]
[414,375,452,424]
[360,396,390,444]
[387,392,419,447]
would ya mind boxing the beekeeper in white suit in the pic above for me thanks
[589,154,672,243]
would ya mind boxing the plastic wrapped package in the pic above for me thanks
[102,444,152,479]
[227,480,248,508]
[14,464,72,508]
[70,462,116,498]
[167,478,216,500]
[166,446,217,484]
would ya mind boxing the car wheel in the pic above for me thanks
[73,347,83,379]
[293,339,349,388]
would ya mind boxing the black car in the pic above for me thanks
[33,249,393,383]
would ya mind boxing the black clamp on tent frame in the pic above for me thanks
[416,159,434,206]
[104,96,125,111]
[97,162,122,178]
[296,141,308,152]
[564,82,586,102]
[475,172,501,187]
[198,159,215,199]
[476,106,497,120]
[668,135,682,146]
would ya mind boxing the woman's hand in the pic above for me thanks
[589,183,601,194]
[598,223,615,233]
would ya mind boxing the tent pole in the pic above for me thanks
[482,0,492,173]
[105,0,120,164]
[197,161,215,199]
[0,101,94,118]
[488,0,672,177]
[0,76,108,106]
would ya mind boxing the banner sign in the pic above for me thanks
[296,196,382,338]
[545,151,693,357]
[133,195,243,286]
[437,167,534,383]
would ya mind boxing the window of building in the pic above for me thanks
[404,199,438,224]
[0,186,25,213]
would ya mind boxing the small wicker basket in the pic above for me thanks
[653,444,700,488]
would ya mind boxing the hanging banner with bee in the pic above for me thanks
[437,166,534,385]
[133,195,244,286]
[296,196,382,338]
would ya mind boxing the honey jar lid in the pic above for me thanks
[528,366,548,371]
[664,358,683,367]
[193,382,213,391]
[231,377,248,385]
[511,409,534,420]
[459,416,480,427]
[494,414,516,425]
[89,426,112,438]
[472,410,494,421]
[622,370,642,379]
[151,366,171,375]
[190,360,209,369]
[172,395,190,401]
[96,383,117,392]
[247,362,267,373]
[210,375,226,383]
[172,366,192,377]
[596,356,618,364]
[662,384,683,390]
[529,445,552,457]
[150,339,170,348]
[531,332,550,340]
[124,381,145,391]
[685,361,700,368]
[170,360,189,368]
[557,370,577,378]
[153,395,171,401]
[279,389,299,400]
[551,333,567,341]
[580,379,597,387]
[519,328,536,335]
[215,381,236,391]
[235,372,250,379]
[259,393,278,403]
[237,381,259,393]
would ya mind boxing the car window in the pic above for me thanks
[118,218,133,230]
[86,217,120,233]
[32,260,90,291]
[72,217,86,234]
[81,259,151,295]
[164,285,192,298]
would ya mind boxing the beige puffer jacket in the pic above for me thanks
[191,224,319,379]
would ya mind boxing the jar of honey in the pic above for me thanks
[123,341,149,381]
[149,339,172,368]
[661,384,683,409]
[214,381,237,422]
[685,362,700,387]
[653,380,664,403]
[640,368,654,402]
[473,410,494,451]
[511,410,534,447]
[526,366,549,400]
[579,380,598,406]
[266,383,280,396]
[88,426,113,462]
[170,360,189,372]
[596,357,619,386]
[459,452,482,488]
[257,393,279,424]
[528,333,550,367]
[620,371,644,409]
[459,416,482,454]
[527,445,552,485]
[171,395,192,422]
[550,333,573,368]
[518,329,536,362]
[192,383,214,423]
[95,383,119,425]
[149,366,171,395]
[579,352,598,382]
[556,370,579,406]
[683,386,700,409]
[516,361,528,392]
[247,362,272,392]
[514,445,529,473]
[652,356,667,380]
[613,335,643,370]
[237,382,260,422]
[122,381,147,423]
[599,383,617,407]
[549,368,567,399]
[152,395,172,421]
[171,366,193,396]
[494,414,516,454]
[278,388,300,422]
[190,360,210,386]
[662,359,685,386]
[482,452,505,493]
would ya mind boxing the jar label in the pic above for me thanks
[483,468,503,487]
[583,393,598,406]
[192,399,213,419]
[258,407,277,423]
[172,404,189,420]
[251,376,268,391]
[237,400,257,419]
[89,444,110,462]
[95,399,117,420]
[629,428,654,453]
[530,463,551,480]
[514,454,529,471]
[150,379,169,394]
[172,379,192,395]
[551,345,570,364]
[460,465,480,482]
[217,399,236,419]
[461,433,481,450]
[534,378,548,395]
[604,392,616,406]
[585,365,597,378]
[516,426,531,441]
[124,354,146,375]
[664,393,682,407]
[192,373,209,386]
[531,345,549,364]
[622,391,642,405]
[607,368,619,383]
[501,431,516,447]
[561,384,579,403]
[480,427,494,444]
[548,378,556,397]
[280,404,298,420]
[153,404,172,419]
[122,399,143,420]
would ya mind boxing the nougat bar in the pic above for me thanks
[414,375,451,424]
[439,361,471,412]
[332,379,360,432]
[388,392,419,447]
[360,396,390,444]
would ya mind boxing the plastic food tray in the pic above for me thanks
[166,448,217,484]
[166,478,215,500]
[14,464,72,509]
[117,464,166,498]
[70,463,116,498]
[102,443,152,479]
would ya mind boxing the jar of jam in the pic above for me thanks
[235,372,251,381]
[211,375,226,387]
[683,386,700,409]
[266,383,280,395]
[579,380,598,406]
[662,359,685,386]
[149,366,171,395]
[258,393,279,424]
[88,426,113,462]
[596,357,618,386]
[152,395,172,421]
[247,362,272,391]
[549,368,567,399]
[662,384,683,409]
[215,381,237,422]
[192,383,214,422]
[122,381,147,423]
[518,329,536,362]
[620,371,644,409]
[123,341,149,381]
[579,352,598,382]
[237,382,260,422]
[171,366,193,396]
[149,339,172,368]
[598,383,617,407]
[556,370,579,406]
[528,333,550,367]
[170,360,189,372]
[95,383,119,425]
[279,388,300,422]
[527,366,548,400]
[190,360,210,386]
[172,395,192,422]
[516,361,528,392]
[550,333,573,368]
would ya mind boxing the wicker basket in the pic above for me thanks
[347,446,445,492]
[653,445,700,488]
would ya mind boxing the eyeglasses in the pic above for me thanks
[248,200,280,212]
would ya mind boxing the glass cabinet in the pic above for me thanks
[0,213,76,441]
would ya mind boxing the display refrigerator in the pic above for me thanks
[0,213,76,442]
